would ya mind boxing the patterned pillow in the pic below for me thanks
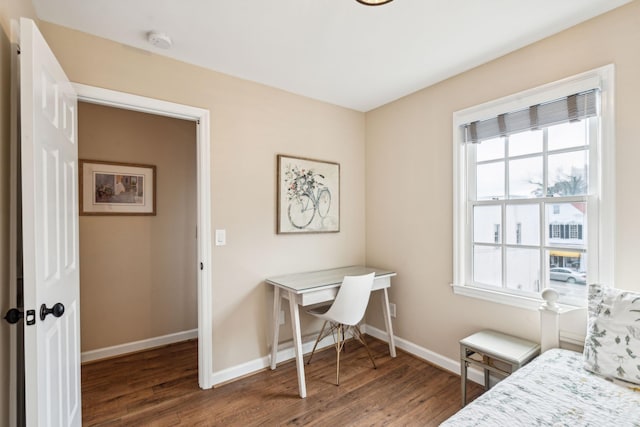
[583,284,640,386]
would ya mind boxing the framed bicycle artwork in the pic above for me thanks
[277,154,340,234]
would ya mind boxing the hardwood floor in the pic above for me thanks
[82,338,483,426]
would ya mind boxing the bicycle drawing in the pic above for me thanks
[284,165,331,229]
[277,155,340,234]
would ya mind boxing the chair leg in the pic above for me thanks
[341,324,348,353]
[354,325,377,369]
[306,320,328,365]
[326,324,377,386]
[336,324,343,386]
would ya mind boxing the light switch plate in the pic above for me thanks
[215,229,226,246]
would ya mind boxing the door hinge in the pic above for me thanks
[4,308,36,325]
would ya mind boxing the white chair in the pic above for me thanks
[305,272,377,385]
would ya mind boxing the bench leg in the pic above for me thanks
[461,361,468,407]
[484,368,490,390]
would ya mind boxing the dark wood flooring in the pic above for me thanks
[81,338,483,426]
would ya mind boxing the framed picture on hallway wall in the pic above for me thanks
[277,154,340,234]
[80,159,156,215]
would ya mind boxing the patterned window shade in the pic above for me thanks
[463,89,598,143]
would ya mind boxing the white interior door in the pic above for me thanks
[20,17,81,426]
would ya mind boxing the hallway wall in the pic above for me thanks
[78,102,197,351]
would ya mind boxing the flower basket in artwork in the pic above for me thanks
[277,155,340,234]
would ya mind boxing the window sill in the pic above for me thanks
[450,284,585,311]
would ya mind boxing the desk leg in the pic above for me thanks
[381,288,396,358]
[461,363,467,407]
[270,287,281,370]
[288,291,307,398]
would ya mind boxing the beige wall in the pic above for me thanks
[1,2,37,425]
[3,0,637,420]
[37,21,367,370]
[78,102,197,351]
[365,1,640,361]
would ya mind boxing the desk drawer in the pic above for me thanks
[371,276,390,291]
[299,288,338,306]
[296,276,390,306]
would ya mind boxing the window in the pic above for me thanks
[453,66,615,308]
[569,224,579,239]
[493,224,500,243]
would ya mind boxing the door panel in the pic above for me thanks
[63,159,77,270]
[20,17,81,426]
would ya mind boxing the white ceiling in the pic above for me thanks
[32,0,630,112]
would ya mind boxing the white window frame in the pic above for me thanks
[452,65,615,310]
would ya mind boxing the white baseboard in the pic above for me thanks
[211,334,336,386]
[362,324,486,386]
[81,329,198,363]
[209,324,487,388]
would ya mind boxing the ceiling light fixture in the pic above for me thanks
[356,0,394,5]
[147,31,173,49]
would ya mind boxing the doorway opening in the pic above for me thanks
[74,84,213,389]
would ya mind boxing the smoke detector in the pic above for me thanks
[147,31,172,49]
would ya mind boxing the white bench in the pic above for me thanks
[460,330,540,406]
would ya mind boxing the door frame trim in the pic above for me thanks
[72,83,214,389]
[9,19,22,427]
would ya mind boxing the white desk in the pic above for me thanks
[266,265,397,398]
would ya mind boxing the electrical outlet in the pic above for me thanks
[389,303,396,318]
[279,310,285,325]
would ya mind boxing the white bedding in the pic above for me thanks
[442,348,640,426]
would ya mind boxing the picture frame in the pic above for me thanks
[277,154,340,234]
[79,159,156,216]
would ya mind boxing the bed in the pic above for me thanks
[442,285,640,426]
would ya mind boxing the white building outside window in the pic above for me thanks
[452,66,615,308]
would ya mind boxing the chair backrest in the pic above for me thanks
[323,272,375,326]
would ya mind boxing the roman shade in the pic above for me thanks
[463,89,598,144]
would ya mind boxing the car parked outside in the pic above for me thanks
[549,268,586,284]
